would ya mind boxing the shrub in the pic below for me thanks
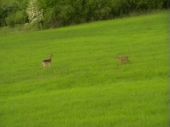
[0,0,28,27]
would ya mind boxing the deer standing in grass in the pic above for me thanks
[42,55,53,68]
[116,55,129,65]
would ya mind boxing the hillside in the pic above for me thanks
[0,11,169,127]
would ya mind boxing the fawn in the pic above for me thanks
[42,55,53,68]
[116,55,129,64]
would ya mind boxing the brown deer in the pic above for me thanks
[116,55,129,65]
[42,55,53,68]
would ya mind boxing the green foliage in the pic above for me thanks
[0,0,169,28]
[5,10,27,27]
[39,0,168,28]
[0,0,28,27]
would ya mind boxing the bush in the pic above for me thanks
[39,0,168,28]
[0,0,28,27]
[5,10,27,27]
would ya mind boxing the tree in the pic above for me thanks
[26,0,43,28]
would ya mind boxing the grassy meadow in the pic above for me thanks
[0,11,169,127]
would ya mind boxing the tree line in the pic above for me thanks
[0,0,169,29]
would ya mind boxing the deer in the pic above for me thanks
[116,55,129,65]
[42,55,53,68]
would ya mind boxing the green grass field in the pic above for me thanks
[0,11,169,127]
